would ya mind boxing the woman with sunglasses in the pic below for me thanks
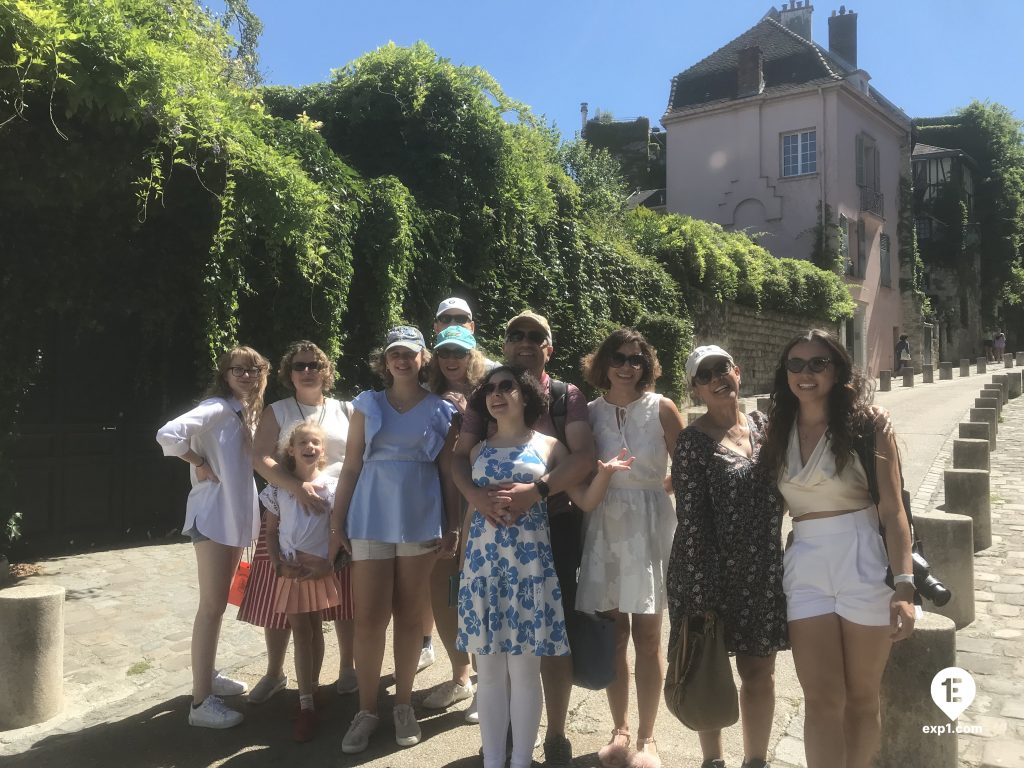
[666,345,787,768]
[156,345,269,729]
[761,330,914,768]
[241,341,357,718]
[575,328,683,768]
[421,325,488,719]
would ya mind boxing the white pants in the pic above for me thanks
[476,652,543,768]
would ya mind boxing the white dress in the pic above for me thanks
[576,392,676,614]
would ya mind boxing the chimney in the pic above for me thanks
[737,46,764,98]
[828,6,858,68]
[580,102,589,131]
[779,1,813,41]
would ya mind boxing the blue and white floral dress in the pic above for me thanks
[456,433,570,657]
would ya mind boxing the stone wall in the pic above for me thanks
[691,295,838,396]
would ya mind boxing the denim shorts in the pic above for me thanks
[184,525,210,544]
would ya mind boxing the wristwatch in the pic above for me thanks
[534,478,551,499]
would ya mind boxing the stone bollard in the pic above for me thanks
[990,374,1009,404]
[1007,370,1022,399]
[969,408,997,448]
[1017,351,1024,366]
[916,511,975,629]
[977,357,987,374]
[0,584,65,729]
[960,358,971,377]
[975,395,1000,420]
[903,369,914,388]
[878,612,958,768]
[953,438,990,472]
[943,468,991,551]
[939,362,953,380]
[879,370,891,392]
[922,365,934,384]
[984,382,1006,409]
[1005,352,1014,368]
[686,411,702,425]
[959,421,992,449]
[756,396,771,413]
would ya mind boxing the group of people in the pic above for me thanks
[157,297,916,768]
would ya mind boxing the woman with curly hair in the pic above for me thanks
[761,329,915,768]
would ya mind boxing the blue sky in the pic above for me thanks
[248,0,1023,142]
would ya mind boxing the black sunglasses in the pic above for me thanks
[481,379,517,396]
[786,356,832,374]
[506,329,548,345]
[290,361,323,372]
[609,352,646,369]
[693,360,734,386]
[436,314,471,325]
[228,365,265,378]
[435,347,468,360]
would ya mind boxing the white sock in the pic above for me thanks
[299,693,314,711]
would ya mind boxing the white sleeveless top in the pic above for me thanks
[588,392,667,491]
[778,424,873,517]
[269,397,351,480]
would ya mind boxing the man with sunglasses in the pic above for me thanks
[452,310,595,767]
[434,297,477,336]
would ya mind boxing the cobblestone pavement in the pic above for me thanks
[1,368,1021,767]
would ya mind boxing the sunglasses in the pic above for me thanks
[436,347,468,360]
[506,329,548,345]
[436,314,471,325]
[609,352,646,369]
[481,379,518,396]
[290,361,323,372]
[786,356,832,374]
[228,366,265,378]
[693,360,734,386]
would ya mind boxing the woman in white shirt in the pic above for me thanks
[156,345,269,730]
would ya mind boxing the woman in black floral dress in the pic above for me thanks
[667,346,787,768]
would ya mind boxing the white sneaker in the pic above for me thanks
[336,667,358,694]
[463,691,479,724]
[393,703,422,747]
[211,670,248,696]
[247,673,287,704]
[341,710,380,754]
[416,645,435,673]
[423,679,474,709]
[188,695,244,729]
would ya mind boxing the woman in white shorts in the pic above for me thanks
[761,329,915,768]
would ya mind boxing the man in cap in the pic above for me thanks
[452,310,594,767]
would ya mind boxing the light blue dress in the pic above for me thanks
[346,389,456,543]
[456,433,570,657]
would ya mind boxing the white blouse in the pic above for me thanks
[156,396,260,547]
[778,424,874,518]
[260,476,336,560]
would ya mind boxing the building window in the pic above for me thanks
[782,130,816,177]
[879,233,891,287]
[856,133,879,191]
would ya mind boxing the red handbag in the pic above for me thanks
[227,560,251,607]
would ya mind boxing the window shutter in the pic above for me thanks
[856,134,865,186]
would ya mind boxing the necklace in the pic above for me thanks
[386,389,423,413]
[294,396,327,426]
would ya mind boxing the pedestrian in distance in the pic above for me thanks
[156,345,269,729]
[667,345,787,768]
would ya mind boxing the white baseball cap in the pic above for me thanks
[435,297,473,319]
[685,345,735,380]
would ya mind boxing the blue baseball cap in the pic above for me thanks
[385,325,425,352]
[434,326,477,350]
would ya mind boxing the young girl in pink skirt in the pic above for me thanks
[262,419,342,742]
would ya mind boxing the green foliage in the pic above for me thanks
[809,202,844,273]
[557,139,629,224]
[898,173,931,314]
[634,314,693,403]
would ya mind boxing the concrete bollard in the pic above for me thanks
[1006,370,1022,399]
[1005,353,1013,368]
[984,382,1006,409]
[879,370,891,392]
[975,395,1000,420]
[977,357,987,374]
[756,396,771,414]
[969,408,997,448]
[922,365,934,384]
[1017,351,1024,366]
[939,362,953,380]
[959,421,992,450]
[915,511,975,629]
[878,612,958,768]
[953,438,990,472]
[943,468,991,551]
[902,369,914,388]
[686,411,702,425]
[960,358,971,377]
[990,374,1009,404]
[0,584,65,729]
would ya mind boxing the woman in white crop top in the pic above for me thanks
[761,330,915,768]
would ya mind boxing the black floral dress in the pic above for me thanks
[666,410,788,656]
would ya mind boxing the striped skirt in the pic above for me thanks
[236,510,353,628]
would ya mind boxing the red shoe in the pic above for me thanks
[292,708,317,743]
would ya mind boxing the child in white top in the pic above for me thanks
[262,419,342,743]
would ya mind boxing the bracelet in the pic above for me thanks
[195,456,206,468]
[892,573,915,587]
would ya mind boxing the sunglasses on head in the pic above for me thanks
[506,329,548,345]
[482,379,517,396]
[229,365,265,378]
[436,314,470,325]
[693,360,734,385]
[786,356,832,374]
[609,352,645,369]
[290,361,323,372]
[436,347,468,360]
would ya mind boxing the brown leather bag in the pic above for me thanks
[664,611,738,731]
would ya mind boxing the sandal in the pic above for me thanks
[630,737,661,768]
[598,727,632,768]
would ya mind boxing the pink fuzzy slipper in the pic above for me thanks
[598,728,632,768]
[629,737,661,768]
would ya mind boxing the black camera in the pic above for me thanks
[887,549,951,606]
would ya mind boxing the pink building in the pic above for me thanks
[663,3,912,375]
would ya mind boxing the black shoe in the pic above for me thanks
[543,733,573,767]
[741,761,770,768]
[701,761,727,768]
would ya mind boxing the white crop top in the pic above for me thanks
[778,423,873,517]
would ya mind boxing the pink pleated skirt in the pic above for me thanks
[273,551,343,615]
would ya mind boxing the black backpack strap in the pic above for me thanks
[549,378,569,446]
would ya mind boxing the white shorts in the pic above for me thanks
[349,538,436,561]
[783,506,892,626]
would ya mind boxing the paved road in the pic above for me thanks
[1,364,1020,767]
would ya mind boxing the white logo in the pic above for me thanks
[930,667,976,722]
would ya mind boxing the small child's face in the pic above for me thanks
[289,430,325,469]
